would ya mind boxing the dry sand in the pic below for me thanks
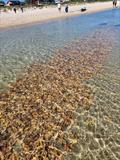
[0,2,118,29]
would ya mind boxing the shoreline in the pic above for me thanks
[0,2,119,30]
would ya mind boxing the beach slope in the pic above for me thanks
[0,2,117,29]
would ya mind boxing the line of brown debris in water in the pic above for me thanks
[0,29,115,159]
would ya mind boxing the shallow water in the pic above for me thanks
[63,30,120,160]
[0,8,120,160]
[0,8,120,90]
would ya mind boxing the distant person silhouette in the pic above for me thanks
[13,7,17,13]
[20,6,23,13]
[65,4,68,13]
[113,0,117,8]
[57,3,61,12]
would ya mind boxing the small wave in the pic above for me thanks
[114,24,120,27]
[99,23,107,26]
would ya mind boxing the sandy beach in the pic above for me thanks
[0,2,118,29]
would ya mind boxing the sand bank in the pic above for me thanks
[0,2,118,29]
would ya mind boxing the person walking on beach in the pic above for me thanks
[113,0,117,8]
[20,5,23,13]
[65,4,68,13]
[57,3,61,12]
[13,6,17,13]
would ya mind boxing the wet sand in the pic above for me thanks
[0,2,117,29]
[0,27,119,159]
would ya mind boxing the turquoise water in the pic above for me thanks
[0,8,120,89]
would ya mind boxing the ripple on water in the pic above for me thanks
[114,24,120,27]
[99,22,108,26]
[0,27,120,159]
[0,8,120,159]
[0,8,120,91]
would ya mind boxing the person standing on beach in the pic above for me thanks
[20,5,23,13]
[57,3,61,12]
[13,6,17,13]
[113,0,117,8]
[65,4,68,13]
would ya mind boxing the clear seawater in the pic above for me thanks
[0,8,120,160]
[0,8,120,89]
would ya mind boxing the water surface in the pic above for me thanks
[0,8,120,89]
[0,8,120,160]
